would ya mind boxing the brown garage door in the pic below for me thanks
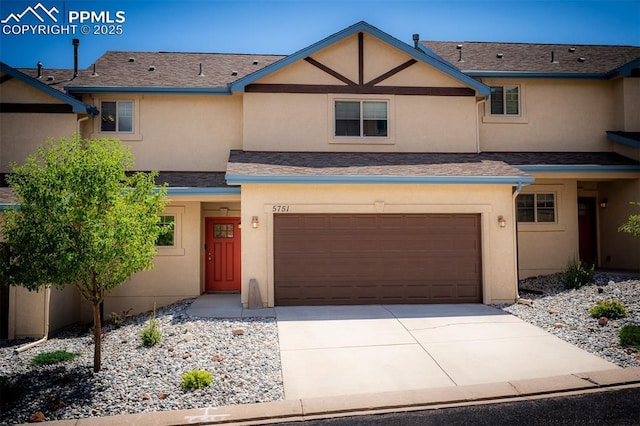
[274,214,482,305]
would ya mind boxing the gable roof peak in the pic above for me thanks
[230,21,490,96]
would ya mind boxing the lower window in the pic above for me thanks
[156,215,175,247]
[517,193,556,223]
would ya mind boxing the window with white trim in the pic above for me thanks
[155,215,175,247]
[155,206,185,256]
[490,85,519,116]
[517,193,556,223]
[101,100,133,132]
[335,100,388,137]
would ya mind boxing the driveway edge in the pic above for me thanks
[43,367,640,426]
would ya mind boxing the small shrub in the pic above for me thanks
[141,304,162,347]
[589,300,628,319]
[181,370,213,391]
[561,258,594,289]
[619,325,640,348]
[30,350,80,366]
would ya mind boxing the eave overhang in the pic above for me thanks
[607,131,640,149]
[516,164,640,173]
[225,174,534,186]
[166,187,241,196]
[0,62,98,116]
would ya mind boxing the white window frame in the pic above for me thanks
[490,85,520,116]
[156,206,185,256]
[156,215,176,248]
[92,97,142,140]
[482,82,527,124]
[516,192,557,224]
[100,100,134,133]
[328,94,395,145]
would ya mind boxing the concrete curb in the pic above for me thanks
[42,367,640,425]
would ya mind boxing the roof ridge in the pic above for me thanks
[423,40,640,48]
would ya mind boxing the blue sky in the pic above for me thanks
[1,0,639,69]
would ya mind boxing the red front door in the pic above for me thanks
[205,218,241,292]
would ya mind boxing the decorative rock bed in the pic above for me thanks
[0,300,284,424]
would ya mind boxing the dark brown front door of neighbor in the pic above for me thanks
[578,197,597,264]
[273,214,482,305]
[0,244,9,339]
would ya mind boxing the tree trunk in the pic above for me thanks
[93,302,102,372]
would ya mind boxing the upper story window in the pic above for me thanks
[490,85,519,116]
[335,100,388,137]
[101,100,133,133]
[517,193,556,223]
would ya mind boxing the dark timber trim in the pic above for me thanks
[245,84,474,96]
[358,32,364,86]
[245,32,475,96]
[0,103,74,113]
[0,74,14,84]
[365,59,417,87]
[304,57,356,86]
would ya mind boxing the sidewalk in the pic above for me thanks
[45,367,640,425]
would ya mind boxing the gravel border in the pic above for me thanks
[0,299,284,425]
[494,272,640,368]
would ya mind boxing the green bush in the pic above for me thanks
[141,304,161,347]
[619,325,640,348]
[589,300,628,319]
[181,370,213,391]
[561,258,594,289]
[141,318,161,347]
[30,350,80,366]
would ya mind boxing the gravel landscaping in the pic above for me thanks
[1,272,639,424]
[0,300,284,425]
[496,272,640,368]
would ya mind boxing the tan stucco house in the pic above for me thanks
[1,21,639,339]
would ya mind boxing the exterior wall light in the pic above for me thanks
[251,216,259,229]
[600,198,608,208]
[498,215,506,228]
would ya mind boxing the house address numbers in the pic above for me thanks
[272,205,290,213]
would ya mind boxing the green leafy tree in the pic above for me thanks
[0,136,167,372]
[618,201,640,237]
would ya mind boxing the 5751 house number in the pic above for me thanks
[272,205,290,213]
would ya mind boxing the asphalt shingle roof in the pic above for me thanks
[226,151,640,178]
[154,171,230,187]
[14,40,639,93]
[2,152,637,204]
[67,51,285,89]
[227,151,519,178]
[422,41,640,74]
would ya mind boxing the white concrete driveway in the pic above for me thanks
[275,304,618,400]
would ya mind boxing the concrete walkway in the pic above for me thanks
[275,304,617,400]
[186,293,275,318]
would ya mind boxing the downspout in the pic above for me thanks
[475,98,486,154]
[512,182,526,303]
[15,287,50,353]
[76,115,90,136]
